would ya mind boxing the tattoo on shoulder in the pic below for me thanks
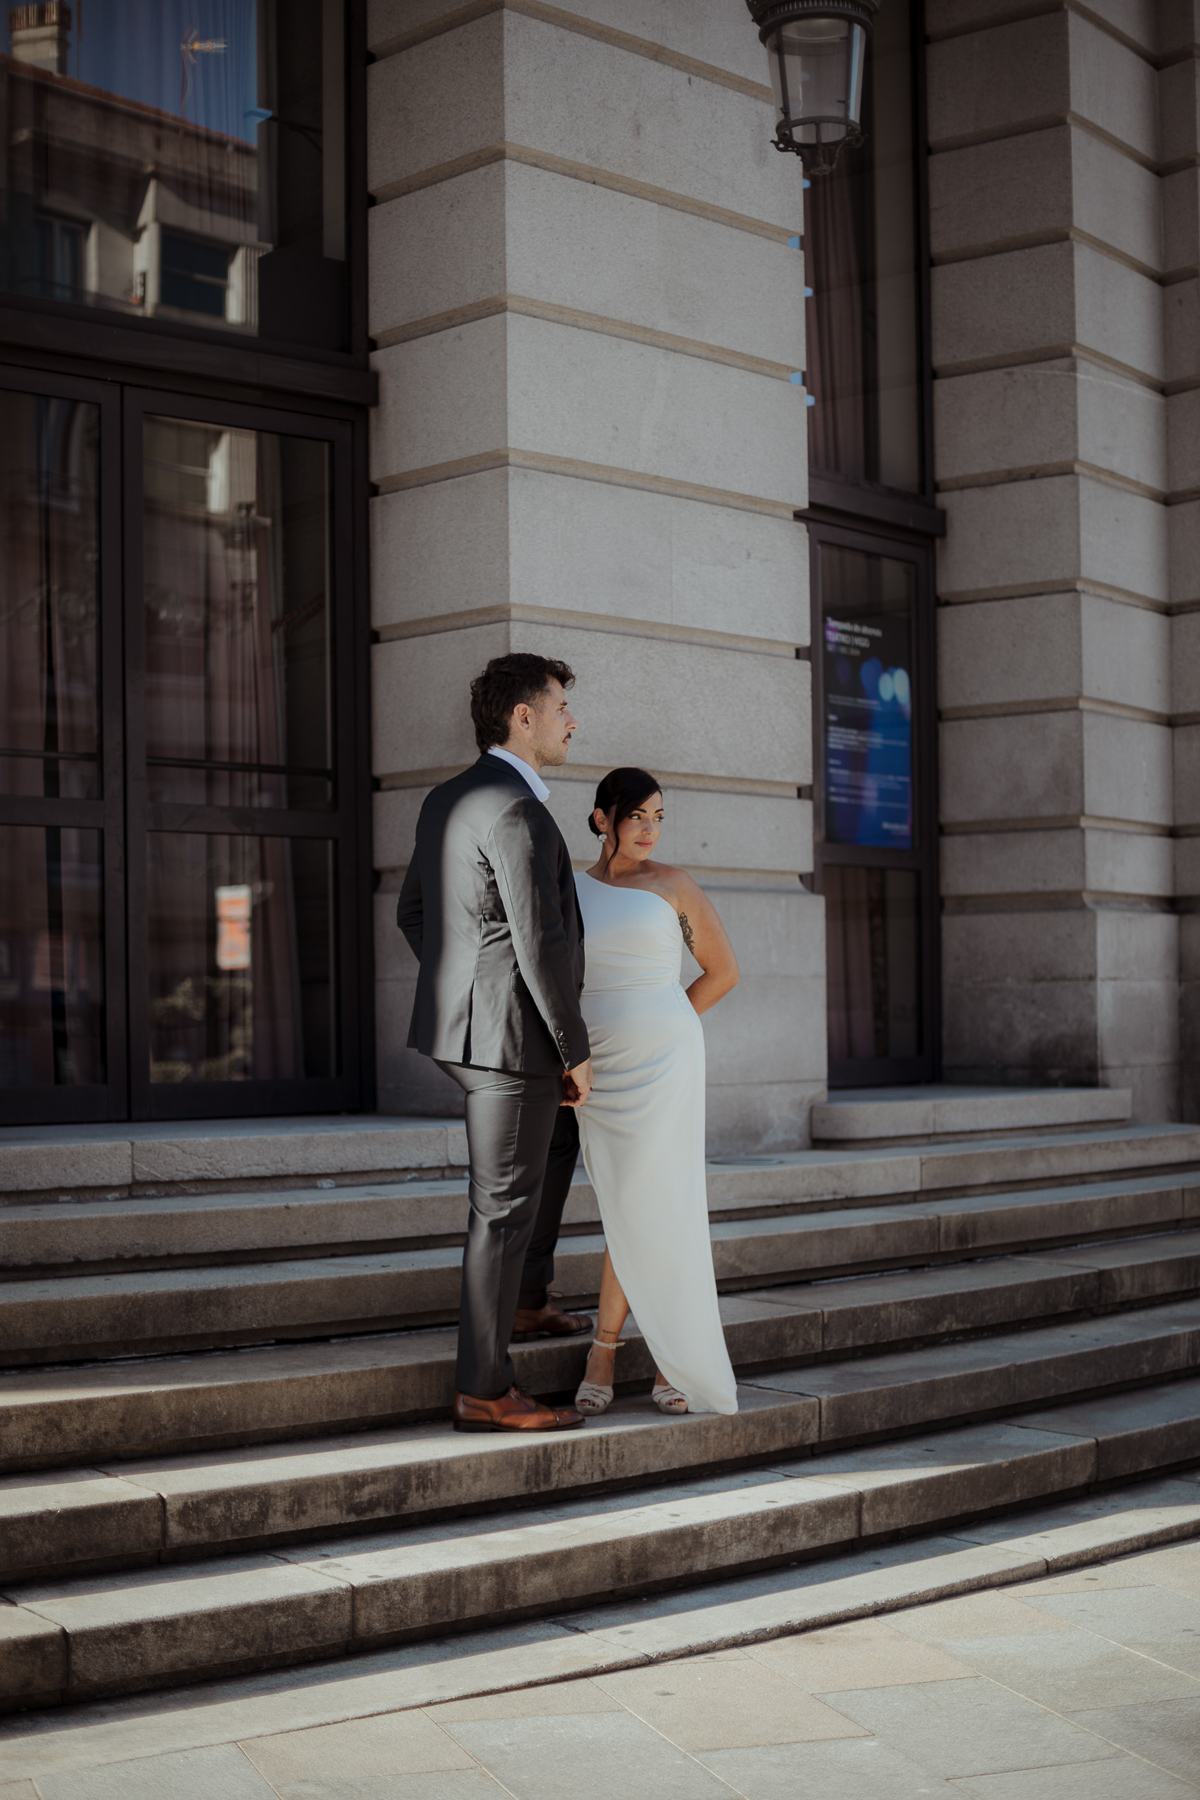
[678,911,696,954]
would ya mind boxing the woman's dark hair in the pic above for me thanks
[589,768,663,857]
[470,653,575,754]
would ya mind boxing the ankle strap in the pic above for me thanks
[592,1336,625,1348]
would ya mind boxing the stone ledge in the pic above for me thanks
[6,1119,1196,1208]
[0,1119,470,1199]
[812,1084,1133,1146]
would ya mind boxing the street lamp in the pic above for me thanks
[745,1,878,174]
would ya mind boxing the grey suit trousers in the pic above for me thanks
[438,1061,580,1398]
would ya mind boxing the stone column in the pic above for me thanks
[927,0,1180,1118]
[365,1,821,1148]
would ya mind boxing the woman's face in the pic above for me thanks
[594,792,663,862]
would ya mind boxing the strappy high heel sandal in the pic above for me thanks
[574,1336,625,1415]
[652,1380,688,1414]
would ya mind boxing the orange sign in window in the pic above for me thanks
[215,885,252,970]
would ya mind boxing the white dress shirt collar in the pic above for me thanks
[487,745,550,803]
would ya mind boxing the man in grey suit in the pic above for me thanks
[397,654,593,1431]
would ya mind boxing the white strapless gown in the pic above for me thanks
[574,872,738,1416]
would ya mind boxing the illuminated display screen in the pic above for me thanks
[822,609,913,849]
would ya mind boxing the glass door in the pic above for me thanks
[0,373,367,1123]
[811,526,938,1086]
[0,371,126,1123]
[123,391,364,1118]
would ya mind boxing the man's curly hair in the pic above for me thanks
[469,654,575,754]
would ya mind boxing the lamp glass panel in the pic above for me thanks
[770,17,856,132]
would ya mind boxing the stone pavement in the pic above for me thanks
[4,1536,1200,1798]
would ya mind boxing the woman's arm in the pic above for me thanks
[672,873,739,1015]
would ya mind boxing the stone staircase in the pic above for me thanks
[3,1090,1200,1713]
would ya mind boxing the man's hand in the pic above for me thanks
[561,1058,593,1107]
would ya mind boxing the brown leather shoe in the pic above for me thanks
[453,1386,585,1433]
[511,1299,593,1341]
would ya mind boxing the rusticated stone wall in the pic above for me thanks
[927,0,1197,1119]
[365,1,820,1149]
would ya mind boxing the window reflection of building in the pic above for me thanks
[0,0,347,347]
[0,1,359,1123]
[1,41,260,327]
[141,417,337,1087]
[0,391,100,802]
[34,212,83,301]
[0,388,106,1089]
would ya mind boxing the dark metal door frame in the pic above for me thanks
[808,517,940,1088]
[0,365,371,1125]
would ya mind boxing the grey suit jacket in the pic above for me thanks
[396,755,589,1076]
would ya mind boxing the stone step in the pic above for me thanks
[0,1177,599,1278]
[5,1169,1200,1365]
[4,1123,1199,1244]
[7,1144,1200,1282]
[5,1361,1200,1708]
[3,1231,1199,1475]
[0,1116,470,1203]
[810,1084,1133,1147]
[7,1478,1200,1748]
[0,1385,814,1582]
[5,1298,1200,1589]
[716,1123,1200,1205]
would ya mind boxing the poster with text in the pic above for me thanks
[823,613,913,849]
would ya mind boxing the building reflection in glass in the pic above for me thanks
[0,0,347,348]
[147,834,335,1085]
[0,387,105,1090]
[141,413,337,1086]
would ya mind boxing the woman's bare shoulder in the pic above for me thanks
[644,862,701,906]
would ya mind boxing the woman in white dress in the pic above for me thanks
[573,768,740,1417]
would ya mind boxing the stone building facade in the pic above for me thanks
[0,0,1196,1144]
[926,0,1198,1125]
[367,0,1200,1142]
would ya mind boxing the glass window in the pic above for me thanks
[160,232,231,318]
[35,214,83,301]
[825,866,920,1062]
[820,545,914,851]
[143,416,333,810]
[805,0,921,493]
[0,824,105,1086]
[0,0,348,349]
[147,833,336,1084]
[1,378,362,1121]
[0,389,100,801]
